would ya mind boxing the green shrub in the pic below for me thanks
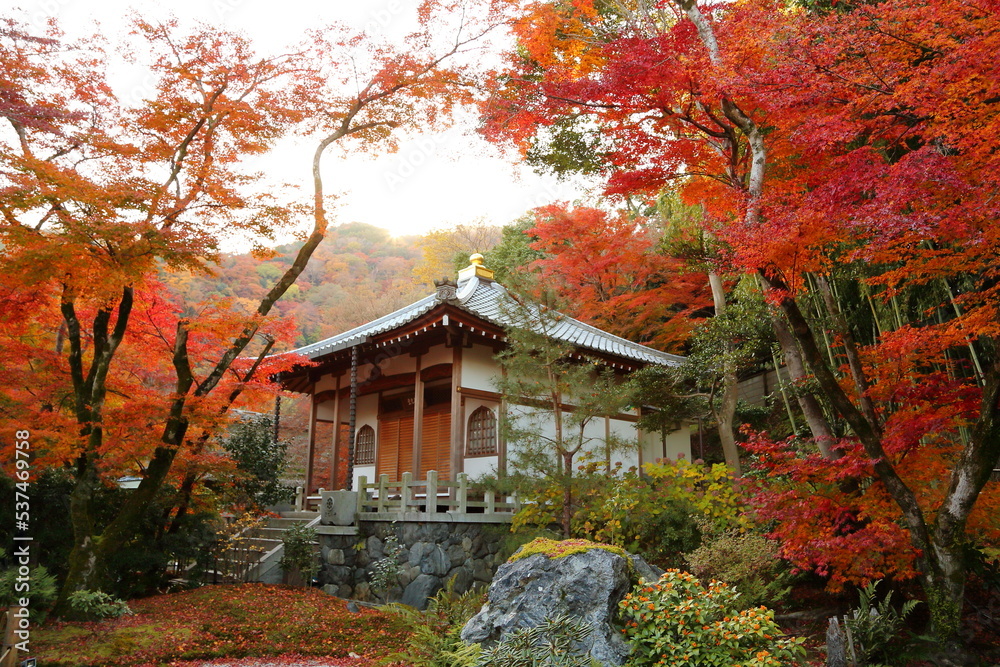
[66,590,132,620]
[684,522,792,609]
[619,570,805,667]
[383,579,486,667]
[370,528,405,602]
[475,614,600,667]
[568,459,752,570]
[279,523,318,585]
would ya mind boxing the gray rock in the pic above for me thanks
[408,541,430,567]
[628,554,664,584]
[401,574,444,609]
[353,581,371,601]
[338,584,353,598]
[461,547,636,666]
[346,600,361,613]
[327,549,346,565]
[367,535,384,559]
[448,543,467,564]
[445,565,473,593]
[421,544,451,576]
[472,558,493,582]
[462,536,473,552]
[826,617,847,667]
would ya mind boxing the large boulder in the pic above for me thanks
[461,539,663,666]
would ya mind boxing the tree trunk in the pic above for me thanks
[709,271,742,475]
[770,313,838,458]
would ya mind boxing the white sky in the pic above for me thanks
[13,0,592,240]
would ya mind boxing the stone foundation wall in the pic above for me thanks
[318,520,507,609]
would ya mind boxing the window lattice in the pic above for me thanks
[466,406,497,456]
[355,425,375,465]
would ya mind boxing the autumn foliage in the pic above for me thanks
[32,584,411,666]
[525,204,709,353]
[482,0,1000,640]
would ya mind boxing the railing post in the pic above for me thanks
[401,472,413,513]
[457,472,469,514]
[2,606,16,667]
[513,490,520,512]
[377,474,389,513]
[426,470,438,514]
[485,489,495,514]
[357,476,368,514]
[294,486,304,512]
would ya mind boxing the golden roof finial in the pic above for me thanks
[458,253,495,283]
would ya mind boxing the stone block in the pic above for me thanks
[320,490,359,526]
[326,548,346,565]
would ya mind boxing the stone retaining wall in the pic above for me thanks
[318,520,507,609]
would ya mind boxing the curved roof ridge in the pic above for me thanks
[287,276,683,367]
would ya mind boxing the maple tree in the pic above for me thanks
[0,1,501,607]
[525,203,709,354]
[483,0,1000,645]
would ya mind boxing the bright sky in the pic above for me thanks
[14,0,591,240]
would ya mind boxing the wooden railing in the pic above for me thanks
[293,487,324,513]
[356,470,519,520]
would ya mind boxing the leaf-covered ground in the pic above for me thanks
[31,584,411,667]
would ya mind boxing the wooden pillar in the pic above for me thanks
[305,393,317,494]
[412,353,423,476]
[450,344,465,479]
[498,365,507,477]
[347,345,359,491]
[330,374,341,489]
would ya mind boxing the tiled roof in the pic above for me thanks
[289,276,683,367]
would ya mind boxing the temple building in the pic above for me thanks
[278,255,691,494]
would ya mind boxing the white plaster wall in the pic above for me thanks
[421,343,452,368]
[640,424,694,464]
[462,343,500,392]
[315,372,340,393]
[356,394,379,430]
[664,425,693,462]
[609,417,640,471]
[315,401,335,421]
[375,353,416,375]
[640,428,662,466]
[463,456,498,480]
[354,465,376,492]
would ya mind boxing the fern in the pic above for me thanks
[844,581,919,666]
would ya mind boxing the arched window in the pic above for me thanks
[466,406,497,456]
[354,425,376,465]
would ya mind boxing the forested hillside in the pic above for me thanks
[163,222,428,347]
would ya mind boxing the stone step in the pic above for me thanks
[245,537,282,552]
[281,511,320,520]
[258,527,288,540]
[267,517,312,529]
